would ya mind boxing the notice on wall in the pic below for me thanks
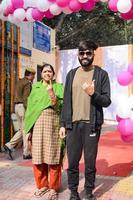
[33,21,51,53]
[20,22,33,52]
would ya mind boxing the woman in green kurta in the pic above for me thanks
[24,64,64,199]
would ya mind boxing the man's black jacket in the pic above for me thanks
[60,66,111,132]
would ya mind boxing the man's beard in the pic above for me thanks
[79,57,94,68]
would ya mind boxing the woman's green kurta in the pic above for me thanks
[24,81,64,134]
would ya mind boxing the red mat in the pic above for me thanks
[18,131,133,177]
[96,131,133,177]
[64,131,133,177]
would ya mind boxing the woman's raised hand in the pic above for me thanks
[47,80,53,90]
[47,80,57,106]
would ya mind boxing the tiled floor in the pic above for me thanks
[1,123,133,200]
[0,149,133,200]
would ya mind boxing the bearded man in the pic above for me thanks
[59,40,111,200]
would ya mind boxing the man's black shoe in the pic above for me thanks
[23,155,32,160]
[3,145,13,160]
[86,193,96,200]
[69,191,81,200]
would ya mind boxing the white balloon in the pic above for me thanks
[24,0,37,9]
[0,4,3,13]
[0,13,7,21]
[26,8,35,22]
[49,3,62,15]
[128,94,133,109]
[8,14,20,26]
[6,0,12,6]
[3,0,12,9]
[78,0,88,3]
[63,6,72,14]
[116,95,132,118]
[117,0,132,13]
[37,0,50,12]
[116,104,132,118]
[14,8,26,21]
[130,111,133,120]
[23,0,28,9]
[1,0,7,10]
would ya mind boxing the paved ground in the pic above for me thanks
[1,149,133,200]
[1,124,133,200]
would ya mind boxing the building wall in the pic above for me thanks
[20,54,32,77]
[20,24,56,81]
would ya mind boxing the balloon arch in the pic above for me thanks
[117,62,133,142]
[0,0,133,24]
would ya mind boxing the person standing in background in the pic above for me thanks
[4,67,36,160]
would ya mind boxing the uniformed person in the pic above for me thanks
[4,67,36,160]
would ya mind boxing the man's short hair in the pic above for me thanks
[78,40,98,51]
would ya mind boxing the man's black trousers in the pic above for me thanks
[66,121,100,193]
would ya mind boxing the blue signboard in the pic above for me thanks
[20,47,32,56]
[33,22,51,53]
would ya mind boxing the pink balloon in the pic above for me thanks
[3,9,9,17]
[48,0,56,2]
[44,10,54,18]
[121,134,133,142]
[69,0,82,12]
[11,0,24,9]
[108,0,118,12]
[7,4,15,14]
[117,71,132,86]
[82,0,96,12]
[32,9,44,21]
[121,9,133,20]
[117,119,133,136]
[4,4,15,16]
[128,62,133,75]
[56,0,70,8]
[116,114,124,122]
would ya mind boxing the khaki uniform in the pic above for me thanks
[6,77,32,156]
[14,77,32,108]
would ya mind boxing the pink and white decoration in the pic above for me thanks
[116,62,133,142]
[0,0,133,24]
